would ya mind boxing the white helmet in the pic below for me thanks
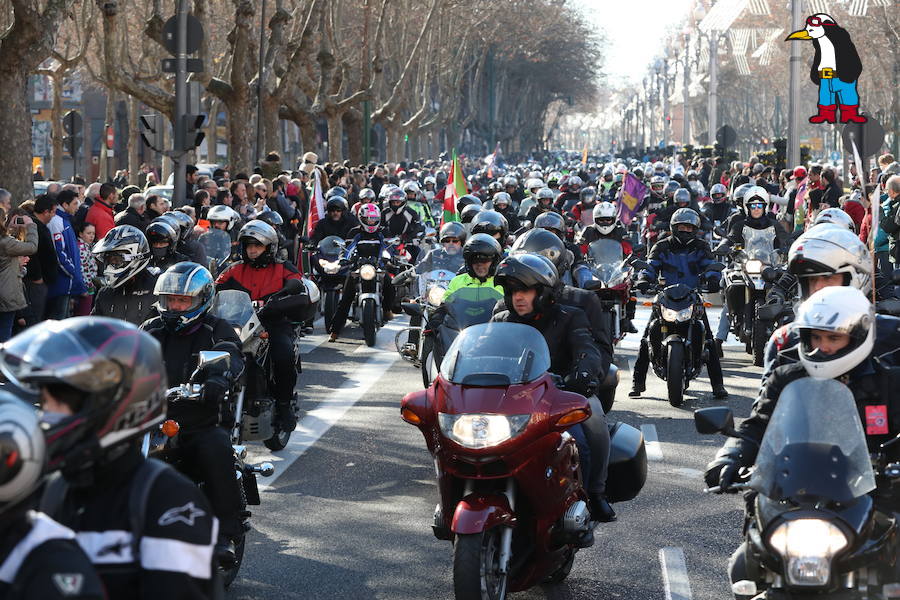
[206,205,240,231]
[423,176,436,187]
[592,202,618,234]
[743,185,770,207]
[0,393,46,511]
[795,286,874,380]
[402,181,421,195]
[653,161,665,173]
[814,207,855,232]
[787,226,872,298]
[568,175,584,190]
[525,178,544,191]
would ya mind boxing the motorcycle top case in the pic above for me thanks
[605,422,648,503]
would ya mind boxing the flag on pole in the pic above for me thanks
[485,142,502,179]
[441,150,467,225]
[581,145,588,166]
[617,173,646,226]
[307,167,325,237]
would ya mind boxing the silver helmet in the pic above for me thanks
[788,226,872,298]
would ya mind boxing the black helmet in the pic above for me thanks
[462,233,503,281]
[146,220,179,265]
[664,180,680,199]
[533,211,566,239]
[670,208,701,246]
[238,220,279,268]
[255,209,284,228]
[325,197,349,214]
[439,221,467,243]
[456,194,481,215]
[579,187,598,206]
[166,210,195,243]
[153,262,216,332]
[0,318,166,479]
[325,186,347,199]
[673,188,691,207]
[92,225,151,288]
[494,253,560,318]
[470,210,509,240]
[509,228,568,275]
[460,203,483,224]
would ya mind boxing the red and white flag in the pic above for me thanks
[307,168,326,237]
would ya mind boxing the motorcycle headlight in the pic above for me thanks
[767,519,849,586]
[319,258,341,274]
[427,285,446,306]
[438,413,531,449]
[359,264,377,281]
[661,305,693,322]
[744,259,763,274]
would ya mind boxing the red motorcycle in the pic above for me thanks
[401,322,647,599]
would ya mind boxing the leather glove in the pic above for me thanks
[563,370,597,397]
[704,459,739,494]
[705,277,720,293]
[201,375,230,406]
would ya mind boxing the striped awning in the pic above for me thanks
[846,0,868,15]
[699,0,749,34]
[747,0,771,15]
[805,0,829,13]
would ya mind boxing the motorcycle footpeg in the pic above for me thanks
[573,528,595,548]
[248,462,275,477]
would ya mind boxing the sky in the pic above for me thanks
[574,0,694,86]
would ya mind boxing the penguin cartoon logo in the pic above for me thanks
[785,13,866,125]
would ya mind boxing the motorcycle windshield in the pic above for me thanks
[317,235,345,258]
[441,322,550,386]
[742,226,777,264]
[210,289,254,328]
[750,378,876,503]
[586,239,626,285]
[443,286,504,330]
[419,268,456,297]
[423,252,464,274]
[199,229,231,261]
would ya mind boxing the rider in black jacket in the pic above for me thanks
[309,197,360,245]
[91,224,160,326]
[490,253,616,523]
[0,395,105,600]
[142,262,245,563]
[0,317,219,600]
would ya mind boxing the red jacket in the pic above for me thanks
[86,199,115,239]
[215,260,302,301]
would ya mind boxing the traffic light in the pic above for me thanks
[179,114,205,152]
[139,114,163,152]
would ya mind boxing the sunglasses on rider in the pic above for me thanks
[746,201,766,209]
[442,238,461,244]
[711,193,726,200]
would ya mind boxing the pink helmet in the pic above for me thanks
[358,203,381,233]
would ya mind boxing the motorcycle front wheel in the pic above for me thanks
[666,342,685,408]
[323,289,340,331]
[453,530,509,600]
[752,321,767,367]
[221,468,248,588]
[362,298,377,347]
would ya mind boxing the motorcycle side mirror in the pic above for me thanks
[197,350,230,370]
[401,390,429,426]
[694,407,734,435]
[892,269,900,285]
[550,391,592,430]
[761,267,778,283]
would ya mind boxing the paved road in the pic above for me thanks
[230,305,759,600]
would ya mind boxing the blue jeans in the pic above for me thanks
[716,304,730,341]
[818,78,859,106]
[0,312,14,342]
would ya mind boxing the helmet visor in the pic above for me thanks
[0,325,123,394]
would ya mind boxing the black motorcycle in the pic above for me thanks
[633,261,724,407]
[695,378,899,600]
[311,235,349,330]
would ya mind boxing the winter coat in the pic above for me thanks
[114,207,147,232]
[46,209,86,299]
[85,199,115,239]
[78,239,99,295]
[23,218,58,285]
[0,224,37,312]
[639,236,718,290]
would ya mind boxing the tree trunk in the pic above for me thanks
[326,112,343,162]
[385,125,402,162]
[344,110,362,165]
[0,69,35,205]
[227,94,253,175]
[50,73,64,180]
[262,94,281,160]
[127,95,140,180]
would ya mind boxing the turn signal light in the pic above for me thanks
[642,301,653,306]
[401,407,422,425]
[162,419,180,438]
[703,302,712,308]
[557,408,590,427]
[259,331,269,339]
[630,297,637,302]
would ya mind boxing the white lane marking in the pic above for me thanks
[258,319,407,491]
[641,424,663,461]
[299,318,328,355]
[660,547,693,600]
